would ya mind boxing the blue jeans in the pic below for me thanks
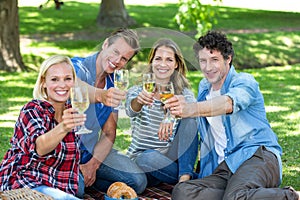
[77,173,85,198]
[135,117,199,186]
[33,186,80,200]
[83,149,147,194]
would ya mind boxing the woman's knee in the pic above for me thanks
[177,118,198,137]
[135,149,160,166]
[180,117,197,128]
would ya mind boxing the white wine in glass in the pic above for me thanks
[70,84,92,134]
[158,82,174,123]
[114,69,129,109]
[143,73,156,108]
[143,73,156,93]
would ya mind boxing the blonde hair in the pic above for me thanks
[106,28,140,59]
[147,38,190,95]
[33,55,76,100]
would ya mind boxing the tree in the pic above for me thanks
[97,0,136,27]
[0,0,26,72]
[175,0,222,38]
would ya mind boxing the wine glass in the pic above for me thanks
[142,73,156,107]
[114,69,129,109]
[158,81,174,123]
[70,83,92,134]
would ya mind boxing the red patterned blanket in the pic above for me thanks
[84,183,173,200]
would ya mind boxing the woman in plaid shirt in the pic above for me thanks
[0,55,85,199]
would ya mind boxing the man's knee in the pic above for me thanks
[172,181,190,200]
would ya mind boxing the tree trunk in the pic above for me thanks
[97,0,136,27]
[0,0,26,72]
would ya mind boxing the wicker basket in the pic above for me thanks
[0,188,53,200]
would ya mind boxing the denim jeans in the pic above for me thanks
[135,117,199,186]
[77,173,85,198]
[33,186,80,200]
[89,149,147,194]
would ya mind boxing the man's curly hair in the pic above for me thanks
[193,31,234,66]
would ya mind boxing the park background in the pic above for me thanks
[0,0,299,189]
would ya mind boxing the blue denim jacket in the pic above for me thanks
[197,66,283,183]
[71,53,114,162]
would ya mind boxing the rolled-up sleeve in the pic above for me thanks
[182,88,197,103]
[225,73,260,114]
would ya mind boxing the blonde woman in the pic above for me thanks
[0,55,85,199]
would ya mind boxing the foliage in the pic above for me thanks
[175,0,222,38]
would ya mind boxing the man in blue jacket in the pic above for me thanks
[167,30,299,200]
[71,28,147,197]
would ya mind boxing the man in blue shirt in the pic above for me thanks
[71,28,147,197]
[167,31,299,200]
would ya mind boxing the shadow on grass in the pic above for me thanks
[19,1,300,70]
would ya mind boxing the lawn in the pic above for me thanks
[18,0,300,70]
[1,65,299,189]
[0,0,299,189]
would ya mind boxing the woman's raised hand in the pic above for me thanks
[137,90,155,106]
[61,108,86,133]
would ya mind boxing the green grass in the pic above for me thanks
[18,1,300,70]
[1,65,299,189]
[215,7,300,30]
[19,2,300,34]
[243,65,300,188]
[0,0,299,189]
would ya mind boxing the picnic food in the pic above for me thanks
[107,182,137,199]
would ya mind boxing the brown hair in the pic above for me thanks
[147,38,190,95]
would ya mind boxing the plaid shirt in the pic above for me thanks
[0,100,80,195]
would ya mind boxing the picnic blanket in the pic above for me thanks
[84,183,173,200]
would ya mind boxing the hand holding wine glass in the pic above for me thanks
[114,69,129,109]
[158,81,175,123]
[70,83,92,134]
